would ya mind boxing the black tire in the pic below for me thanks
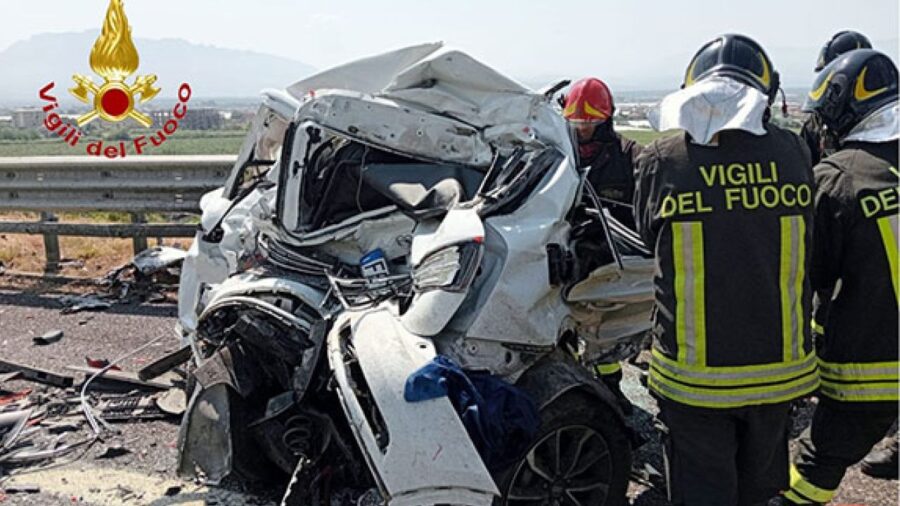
[495,391,632,506]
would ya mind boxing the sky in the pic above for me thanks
[2,0,898,89]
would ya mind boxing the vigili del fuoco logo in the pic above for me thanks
[37,0,193,158]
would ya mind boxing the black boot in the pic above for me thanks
[860,435,898,480]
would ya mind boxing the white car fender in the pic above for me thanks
[328,308,497,505]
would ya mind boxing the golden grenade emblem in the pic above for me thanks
[69,0,160,127]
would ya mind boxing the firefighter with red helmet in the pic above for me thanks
[562,77,642,413]
[562,77,642,228]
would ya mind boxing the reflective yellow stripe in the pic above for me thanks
[692,224,707,367]
[790,465,836,504]
[652,348,818,386]
[819,360,900,382]
[780,216,805,362]
[794,217,806,358]
[877,215,899,305]
[673,223,687,362]
[816,360,898,401]
[648,366,819,408]
[820,380,899,402]
[595,362,622,375]
[672,222,706,366]
[780,217,792,360]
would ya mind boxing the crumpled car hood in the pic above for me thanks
[287,42,571,153]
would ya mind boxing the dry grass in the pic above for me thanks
[0,233,139,277]
[0,212,184,277]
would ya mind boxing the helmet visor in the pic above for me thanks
[567,118,607,143]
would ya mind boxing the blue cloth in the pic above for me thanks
[404,355,540,470]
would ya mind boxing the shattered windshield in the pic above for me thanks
[223,107,292,200]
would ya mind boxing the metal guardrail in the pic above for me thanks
[0,155,235,272]
[0,155,235,212]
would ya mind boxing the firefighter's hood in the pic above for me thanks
[648,76,769,145]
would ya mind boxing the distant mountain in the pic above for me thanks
[3,31,896,108]
[0,31,317,107]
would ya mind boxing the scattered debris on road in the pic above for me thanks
[155,388,187,416]
[131,247,187,277]
[66,366,177,392]
[0,372,22,385]
[163,484,182,496]
[45,246,188,316]
[32,329,64,346]
[0,335,189,498]
[0,410,31,451]
[0,359,74,388]
[2,483,40,494]
[97,392,175,421]
[96,444,131,460]
[59,294,112,314]
[99,247,186,306]
[138,345,191,382]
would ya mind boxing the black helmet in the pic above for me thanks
[682,34,780,103]
[803,49,898,138]
[815,31,872,72]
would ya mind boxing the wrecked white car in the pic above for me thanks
[177,43,654,506]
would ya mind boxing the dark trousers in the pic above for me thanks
[788,399,898,504]
[600,368,623,388]
[658,399,792,506]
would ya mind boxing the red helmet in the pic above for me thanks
[563,78,614,122]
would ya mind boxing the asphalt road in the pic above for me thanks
[0,285,896,505]
[0,287,280,505]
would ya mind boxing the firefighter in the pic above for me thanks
[562,77,641,227]
[805,31,875,382]
[634,34,818,505]
[776,49,899,505]
[798,30,900,487]
[562,77,642,412]
[799,34,872,375]
[800,30,872,165]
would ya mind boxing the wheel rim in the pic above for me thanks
[504,425,613,506]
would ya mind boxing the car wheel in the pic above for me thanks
[496,392,632,506]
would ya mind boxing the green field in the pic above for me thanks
[620,129,677,145]
[0,127,677,158]
[0,131,246,157]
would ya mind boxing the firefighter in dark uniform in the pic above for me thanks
[634,34,818,505]
[798,33,899,475]
[777,49,899,505]
[561,77,641,410]
[799,30,872,166]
